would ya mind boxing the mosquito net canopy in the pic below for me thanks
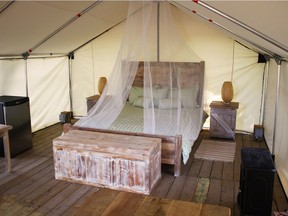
[75,1,204,164]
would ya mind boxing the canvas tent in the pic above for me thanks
[0,1,288,197]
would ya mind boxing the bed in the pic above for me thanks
[64,61,205,176]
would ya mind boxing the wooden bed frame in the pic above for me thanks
[63,61,205,177]
[63,124,182,176]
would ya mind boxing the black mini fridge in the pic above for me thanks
[0,96,32,157]
[238,148,276,216]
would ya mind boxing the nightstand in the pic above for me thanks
[86,95,100,112]
[209,101,239,139]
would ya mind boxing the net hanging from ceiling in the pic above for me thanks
[75,1,204,164]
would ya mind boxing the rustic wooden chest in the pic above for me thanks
[53,130,161,194]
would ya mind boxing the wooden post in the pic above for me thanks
[0,124,13,173]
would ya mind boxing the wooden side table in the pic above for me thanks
[0,124,12,173]
[209,101,239,139]
[86,94,100,112]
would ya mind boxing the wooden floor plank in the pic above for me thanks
[222,162,234,181]
[134,196,172,216]
[179,176,198,201]
[21,180,71,215]
[242,134,255,148]
[62,187,100,216]
[12,176,69,216]
[46,185,94,216]
[233,162,241,181]
[0,159,53,194]
[198,160,213,178]
[0,169,56,215]
[4,172,56,215]
[101,191,146,216]
[152,173,174,198]
[220,180,235,214]
[0,124,287,216]
[0,156,50,186]
[29,183,82,216]
[206,178,222,205]
[187,158,203,177]
[210,161,223,179]
[168,200,202,216]
[5,166,54,199]
[71,188,121,216]
[166,175,187,200]
[234,182,241,216]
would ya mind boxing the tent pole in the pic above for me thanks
[272,59,282,159]
[25,60,29,97]
[68,53,74,112]
[193,1,288,54]
[0,0,14,15]
[157,2,160,62]
[22,52,29,97]
[260,56,270,125]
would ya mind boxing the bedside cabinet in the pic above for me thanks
[209,101,239,139]
[86,95,100,112]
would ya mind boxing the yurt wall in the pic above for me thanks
[27,57,70,131]
[0,57,70,132]
[264,60,288,197]
[71,22,123,116]
[0,60,26,96]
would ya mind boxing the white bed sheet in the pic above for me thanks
[109,103,201,164]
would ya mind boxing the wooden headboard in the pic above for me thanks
[131,61,205,105]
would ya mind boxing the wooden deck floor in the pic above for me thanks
[0,123,287,215]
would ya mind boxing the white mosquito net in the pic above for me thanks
[75,1,204,164]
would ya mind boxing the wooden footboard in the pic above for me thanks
[63,123,182,176]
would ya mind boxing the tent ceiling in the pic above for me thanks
[174,1,288,60]
[0,1,129,56]
[0,1,287,60]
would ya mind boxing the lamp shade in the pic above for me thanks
[98,77,107,95]
[221,81,234,103]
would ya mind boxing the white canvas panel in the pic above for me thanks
[27,57,70,131]
[0,60,26,96]
[71,45,94,117]
[263,60,278,152]
[274,62,288,197]
[72,22,124,116]
[231,43,264,132]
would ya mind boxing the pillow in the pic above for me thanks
[181,84,199,108]
[153,87,169,107]
[129,86,144,104]
[168,84,200,108]
[158,98,179,109]
[133,97,152,108]
[169,88,179,98]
